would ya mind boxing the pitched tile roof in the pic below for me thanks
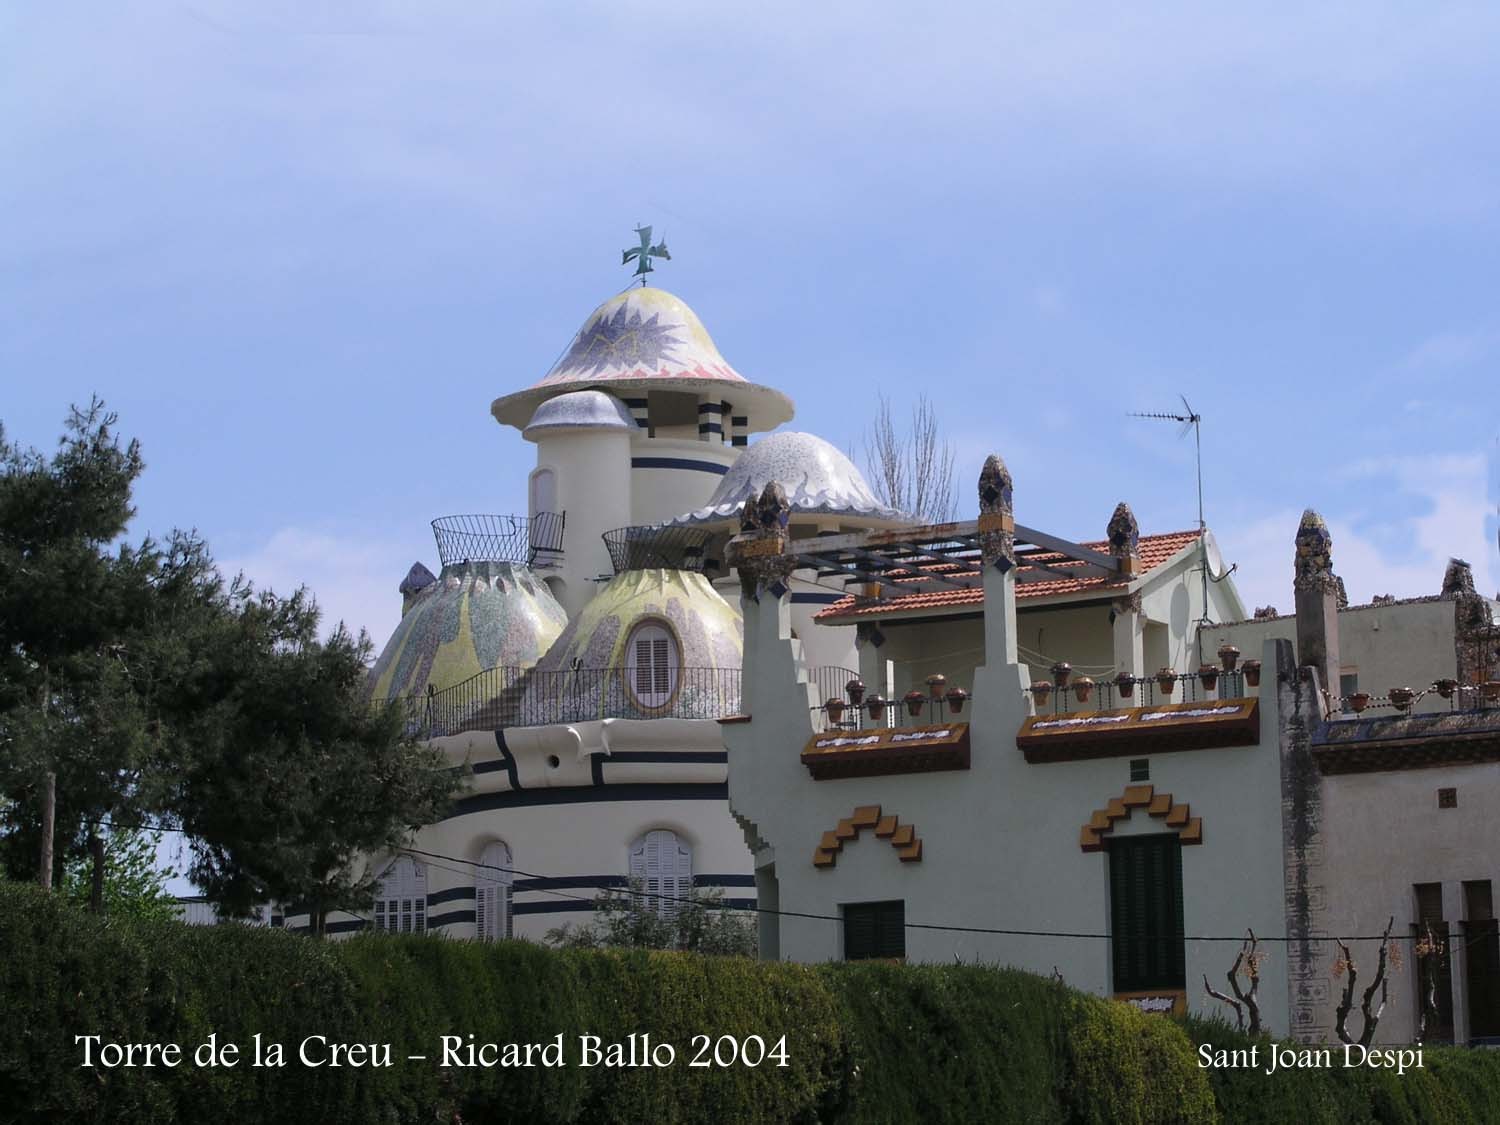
[813,530,1202,623]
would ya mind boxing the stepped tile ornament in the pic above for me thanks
[813,805,923,867]
[977,453,1016,568]
[670,431,907,527]
[1292,509,1337,594]
[1079,783,1203,851]
[369,561,568,703]
[1107,502,1140,560]
[727,481,797,602]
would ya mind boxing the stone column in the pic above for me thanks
[1293,509,1340,710]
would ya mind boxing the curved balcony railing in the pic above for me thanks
[602,525,715,575]
[431,513,565,569]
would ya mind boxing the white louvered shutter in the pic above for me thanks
[626,624,679,708]
[630,829,692,920]
[475,841,513,941]
[376,857,427,934]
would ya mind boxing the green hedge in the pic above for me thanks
[3,881,1498,1124]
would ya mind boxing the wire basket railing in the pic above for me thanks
[430,513,565,569]
[602,525,716,574]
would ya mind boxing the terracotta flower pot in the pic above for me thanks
[1242,660,1262,687]
[1155,669,1177,696]
[1031,681,1053,704]
[1388,687,1416,712]
[903,690,926,717]
[865,695,886,721]
[1217,644,1241,673]
[845,678,866,706]
[1481,681,1500,703]
[1347,692,1370,713]
[1198,665,1219,691]
[1431,678,1456,700]
[1114,673,1135,699]
[825,698,846,723]
[1073,676,1094,703]
[1051,662,1072,688]
[926,673,947,700]
[945,687,969,714]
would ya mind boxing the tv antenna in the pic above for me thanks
[1130,396,1233,623]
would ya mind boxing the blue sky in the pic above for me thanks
[5,1,1498,658]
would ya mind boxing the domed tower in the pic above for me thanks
[669,431,909,672]
[492,285,792,618]
[368,515,569,719]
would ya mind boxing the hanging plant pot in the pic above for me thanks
[1031,681,1053,705]
[1217,644,1241,673]
[1347,691,1370,713]
[1433,678,1457,700]
[1198,665,1219,691]
[1388,687,1416,712]
[903,690,926,717]
[1481,681,1500,703]
[1114,673,1135,699]
[1050,662,1072,688]
[1072,676,1094,703]
[926,673,948,701]
[1242,660,1262,687]
[845,677,866,706]
[824,698,846,724]
[865,695,886,722]
[1155,668,1177,696]
[945,687,969,714]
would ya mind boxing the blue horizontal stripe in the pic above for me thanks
[428,909,475,929]
[515,900,594,915]
[604,750,728,764]
[428,886,475,906]
[790,592,845,605]
[452,781,728,817]
[630,457,729,476]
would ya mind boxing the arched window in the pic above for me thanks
[630,829,692,920]
[475,841,514,942]
[374,856,427,933]
[625,621,680,709]
[529,467,557,517]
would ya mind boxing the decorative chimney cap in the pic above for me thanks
[978,454,1013,514]
[1441,557,1477,599]
[399,562,437,596]
[1293,509,1337,593]
[1106,502,1140,559]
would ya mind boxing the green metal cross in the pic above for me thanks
[622,224,670,283]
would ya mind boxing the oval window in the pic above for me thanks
[625,621,680,709]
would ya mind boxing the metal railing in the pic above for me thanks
[400,665,742,738]
[602,525,716,574]
[811,669,974,732]
[431,513,566,569]
[1035,669,1254,715]
[1334,679,1500,717]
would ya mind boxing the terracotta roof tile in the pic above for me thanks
[813,530,1201,622]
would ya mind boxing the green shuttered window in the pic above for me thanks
[1108,834,1185,991]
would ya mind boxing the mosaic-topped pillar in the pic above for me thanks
[1106,501,1142,575]
[978,454,1018,666]
[1444,557,1495,684]
[726,481,796,604]
[697,396,726,443]
[1292,509,1340,707]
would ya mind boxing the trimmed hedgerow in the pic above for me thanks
[4,880,1500,1124]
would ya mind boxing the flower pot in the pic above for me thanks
[1050,662,1072,688]
[1114,673,1135,699]
[1346,692,1370,713]
[824,698,846,723]
[926,673,947,700]
[945,687,969,714]
[1155,669,1177,696]
[1217,644,1241,673]
[1031,681,1053,705]
[1482,681,1500,703]
[903,690,926,717]
[1433,678,1457,700]
[1242,660,1262,687]
[1388,687,1415,712]
[1073,676,1094,703]
[865,695,886,721]
[845,677,866,706]
[1198,665,1219,691]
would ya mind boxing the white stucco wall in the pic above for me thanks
[628,437,737,528]
[528,429,633,618]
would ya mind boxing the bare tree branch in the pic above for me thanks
[862,392,956,522]
[1357,917,1395,1047]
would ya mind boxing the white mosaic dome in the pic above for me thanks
[522,389,635,439]
[672,431,908,527]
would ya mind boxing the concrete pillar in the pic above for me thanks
[697,396,725,443]
[1112,592,1145,681]
[1292,510,1340,710]
[978,454,1018,665]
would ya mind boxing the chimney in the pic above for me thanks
[399,561,437,617]
[1292,509,1340,706]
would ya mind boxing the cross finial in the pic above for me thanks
[622,224,670,285]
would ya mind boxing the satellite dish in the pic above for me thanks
[1202,530,1226,580]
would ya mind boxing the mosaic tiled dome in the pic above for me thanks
[522,389,635,439]
[519,569,742,723]
[672,431,908,527]
[491,287,793,433]
[368,561,568,703]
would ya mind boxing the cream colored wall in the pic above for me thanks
[628,437,737,527]
[1207,599,1464,715]
[529,429,632,618]
[1015,604,1113,680]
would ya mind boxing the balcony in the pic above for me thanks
[601,524,717,575]
[431,513,565,569]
